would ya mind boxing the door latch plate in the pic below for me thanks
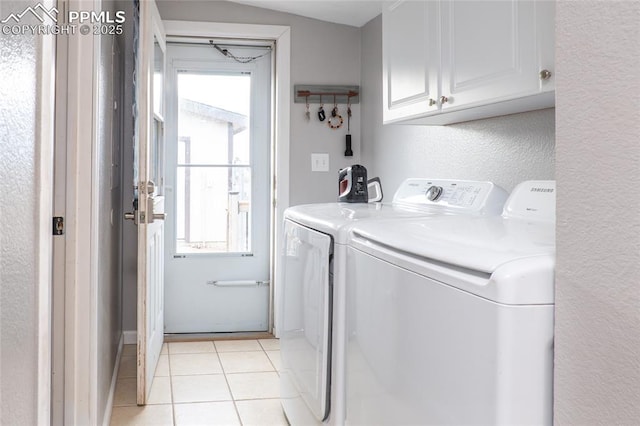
[53,217,64,235]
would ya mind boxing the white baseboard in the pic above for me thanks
[102,334,124,426]
[123,330,137,345]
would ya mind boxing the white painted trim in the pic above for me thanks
[162,20,291,338]
[36,0,56,422]
[273,28,290,338]
[64,0,100,423]
[163,21,290,40]
[51,1,69,421]
[102,335,124,426]
[89,3,102,422]
[123,330,138,345]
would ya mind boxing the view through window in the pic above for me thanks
[176,72,252,254]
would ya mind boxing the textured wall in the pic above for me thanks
[555,2,640,423]
[0,1,42,424]
[360,15,555,195]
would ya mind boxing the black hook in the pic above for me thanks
[318,106,326,121]
[318,95,326,121]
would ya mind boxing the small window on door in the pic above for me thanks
[175,72,252,254]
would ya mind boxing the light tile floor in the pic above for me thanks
[110,339,287,426]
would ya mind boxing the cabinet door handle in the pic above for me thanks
[539,69,552,80]
[439,96,449,105]
[428,98,437,107]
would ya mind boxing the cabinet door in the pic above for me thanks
[382,0,439,123]
[440,0,539,111]
[536,0,555,93]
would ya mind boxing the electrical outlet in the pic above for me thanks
[311,153,330,172]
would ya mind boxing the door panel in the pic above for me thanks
[164,43,272,333]
[135,0,165,405]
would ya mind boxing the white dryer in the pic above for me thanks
[345,180,556,425]
[279,179,508,425]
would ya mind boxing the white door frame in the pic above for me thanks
[163,20,291,336]
[164,45,273,333]
[58,0,101,423]
[36,0,57,423]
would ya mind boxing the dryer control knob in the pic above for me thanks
[425,185,444,201]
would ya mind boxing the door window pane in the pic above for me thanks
[177,73,251,165]
[153,37,164,115]
[176,166,252,254]
[176,71,254,254]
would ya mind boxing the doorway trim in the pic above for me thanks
[52,0,102,423]
[37,1,56,423]
[163,21,291,336]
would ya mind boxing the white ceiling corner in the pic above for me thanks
[227,1,383,28]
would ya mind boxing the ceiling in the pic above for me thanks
[227,1,384,28]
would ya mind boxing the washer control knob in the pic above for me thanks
[425,185,444,201]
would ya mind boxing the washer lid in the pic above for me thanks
[352,215,555,274]
[351,179,556,272]
[349,181,556,304]
[351,216,555,304]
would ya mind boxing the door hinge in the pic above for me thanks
[53,217,64,235]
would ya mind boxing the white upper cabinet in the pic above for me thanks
[440,1,538,111]
[536,0,555,94]
[382,0,555,125]
[382,1,439,122]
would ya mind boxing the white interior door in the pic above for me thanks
[164,42,272,333]
[135,0,166,405]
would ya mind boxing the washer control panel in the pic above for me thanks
[425,185,444,201]
[392,179,508,215]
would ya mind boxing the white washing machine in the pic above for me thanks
[345,180,556,425]
[279,179,509,426]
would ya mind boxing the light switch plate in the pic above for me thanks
[311,153,330,172]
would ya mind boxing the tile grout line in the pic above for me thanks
[137,339,278,425]
[166,343,177,426]
[260,341,280,372]
[170,340,224,423]
[217,341,245,426]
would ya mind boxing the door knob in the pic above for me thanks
[539,69,552,80]
[124,211,138,225]
[439,96,449,105]
[428,98,437,107]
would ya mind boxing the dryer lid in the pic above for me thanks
[285,202,434,242]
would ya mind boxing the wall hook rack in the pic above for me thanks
[294,85,360,104]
